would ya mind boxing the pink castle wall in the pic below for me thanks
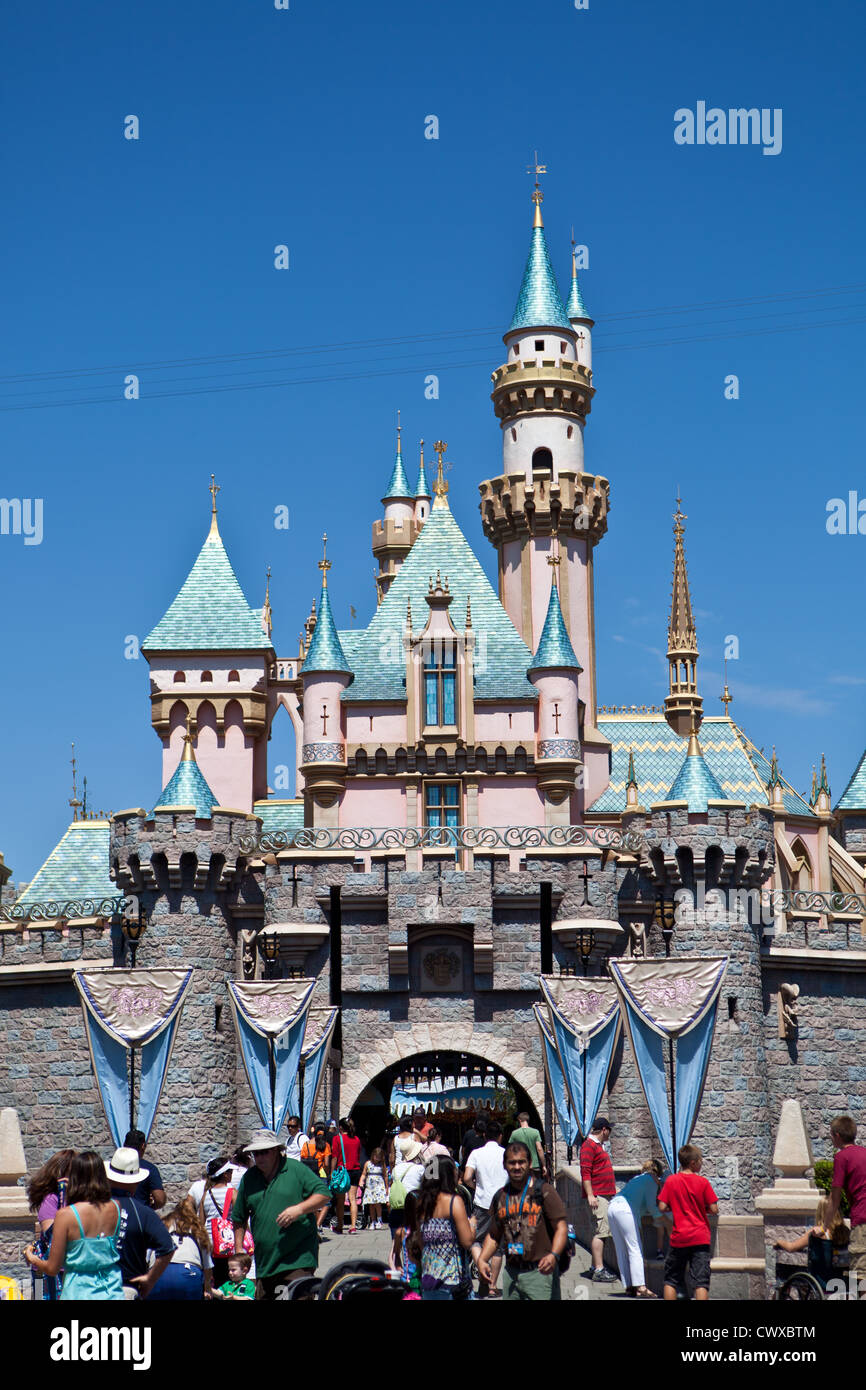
[340,780,406,828]
[477,778,544,827]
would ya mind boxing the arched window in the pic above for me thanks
[173,671,186,684]
[201,670,213,683]
[423,641,456,728]
[791,838,814,892]
[532,447,553,474]
[228,669,240,683]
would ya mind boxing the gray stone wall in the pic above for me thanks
[763,966,866,1166]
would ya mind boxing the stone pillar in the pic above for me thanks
[755,1099,822,1294]
[0,1109,32,1295]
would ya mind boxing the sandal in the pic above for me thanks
[635,1286,657,1299]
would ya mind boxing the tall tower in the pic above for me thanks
[478,170,609,731]
[664,498,703,736]
[299,535,353,825]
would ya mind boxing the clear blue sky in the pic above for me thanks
[2,0,864,882]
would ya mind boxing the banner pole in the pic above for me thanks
[668,1037,676,1170]
[268,1036,277,1132]
[129,1046,136,1133]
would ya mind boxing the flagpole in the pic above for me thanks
[267,1037,277,1131]
[668,1037,677,1171]
[129,1046,136,1132]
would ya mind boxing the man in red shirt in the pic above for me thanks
[824,1114,866,1299]
[657,1144,718,1301]
[579,1117,618,1283]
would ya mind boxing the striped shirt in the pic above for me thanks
[579,1138,616,1197]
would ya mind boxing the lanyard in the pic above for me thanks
[508,1180,533,1234]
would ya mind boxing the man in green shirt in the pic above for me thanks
[509,1113,547,1177]
[232,1129,330,1300]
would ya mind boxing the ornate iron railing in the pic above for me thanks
[761,888,866,916]
[237,823,645,856]
[0,896,126,924]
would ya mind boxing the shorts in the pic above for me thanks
[664,1243,711,1295]
[589,1194,612,1240]
[850,1225,866,1282]
[472,1203,503,1253]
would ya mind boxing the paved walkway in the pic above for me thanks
[315,1221,638,1301]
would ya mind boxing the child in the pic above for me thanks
[774,1194,849,1284]
[211,1252,255,1301]
[360,1148,389,1230]
[657,1144,719,1301]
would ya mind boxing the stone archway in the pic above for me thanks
[341,1024,544,1117]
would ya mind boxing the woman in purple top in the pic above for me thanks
[26,1148,76,1300]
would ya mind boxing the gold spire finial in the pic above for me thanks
[547,528,561,586]
[432,441,450,501]
[397,408,402,453]
[571,225,577,278]
[318,533,331,587]
[527,151,547,227]
[182,712,196,762]
[69,742,82,821]
[720,657,733,717]
[209,474,221,537]
[261,566,273,637]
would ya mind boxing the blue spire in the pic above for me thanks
[303,579,353,677]
[566,243,591,321]
[509,215,571,334]
[529,573,582,673]
[153,730,217,818]
[667,730,724,812]
[382,417,413,501]
[415,441,431,499]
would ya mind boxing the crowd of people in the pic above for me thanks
[16,1109,866,1302]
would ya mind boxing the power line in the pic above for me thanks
[0,281,863,388]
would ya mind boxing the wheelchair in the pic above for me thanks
[774,1233,852,1301]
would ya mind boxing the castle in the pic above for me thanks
[1,179,865,1298]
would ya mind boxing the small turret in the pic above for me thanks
[528,540,582,809]
[766,747,785,812]
[566,231,594,374]
[665,727,724,812]
[414,439,431,525]
[300,536,353,822]
[373,414,422,602]
[152,716,218,819]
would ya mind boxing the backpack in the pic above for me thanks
[205,1186,253,1258]
[388,1176,408,1210]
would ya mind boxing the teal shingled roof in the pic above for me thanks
[254,799,305,834]
[667,738,725,811]
[303,583,353,676]
[836,748,866,811]
[144,525,273,653]
[338,499,536,702]
[529,580,582,673]
[152,750,217,818]
[566,268,590,321]
[589,714,815,816]
[509,225,572,333]
[383,444,413,501]
[15,821,115,909]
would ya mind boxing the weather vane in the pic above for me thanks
[527,150,547,207]
[319,533,331,585]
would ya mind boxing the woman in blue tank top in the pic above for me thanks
[26,1151,124,1301]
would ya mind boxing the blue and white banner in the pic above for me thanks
[533,1003,579,1146]
[74,970,193,1145]
[228,980,316,1134]
[610,957,728,1174]
[286,1007,339,1131]
[538,976,621,1141]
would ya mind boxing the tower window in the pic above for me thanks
[425,782,460,830]
[514,343,520,355]
[423,641,456,727]
[560,341,566,353]
[567,425,574,439]
[173,671,186,683]
[532,447,553,474]
[534,340,544,352]
[201,670,213,682]
[228,669,240,682]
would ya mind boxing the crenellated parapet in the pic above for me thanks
[110,806,259,897]
[479,468,609,549]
